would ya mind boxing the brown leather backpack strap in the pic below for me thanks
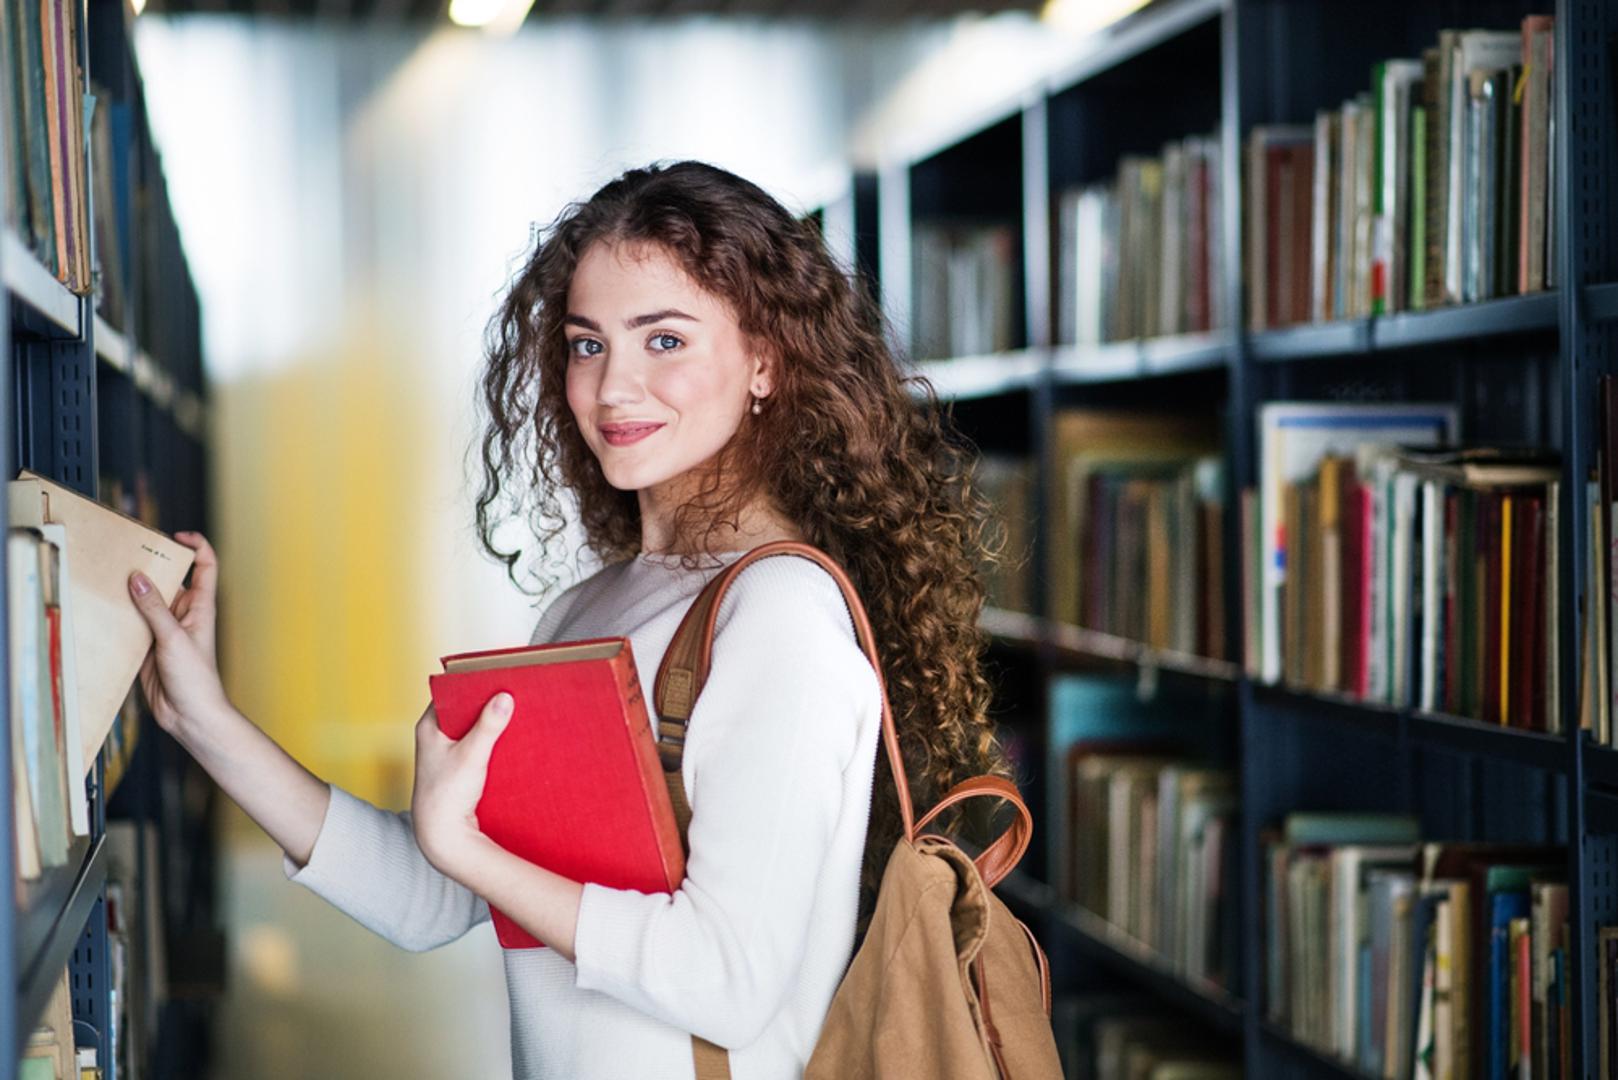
[913,774,1033,889]
[650,542,912,1080]
[652,540,916,841]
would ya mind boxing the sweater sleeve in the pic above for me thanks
[570,557,881,1049]
[282,783,492,952]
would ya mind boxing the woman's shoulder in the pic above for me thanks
[712,552,864,658]
[527,557,637,645]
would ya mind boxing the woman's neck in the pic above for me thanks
[637,491,803,558]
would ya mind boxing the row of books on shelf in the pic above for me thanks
[1055,131,1229,348]
[1249,17,1556,329]
[983,401,1582,735]
[907,14,1554,362]
[1,0,149,330]
[1248,402,1562,732]
[911,221,1018,360]
[0,0,92,295]
[1265,814,1566,1080]
[1056,763,1576,1080]
[1065,750,1237,993]
[1052,997,1239,1080]
[7,470,191,888]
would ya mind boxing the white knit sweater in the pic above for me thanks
[282,550,884,1079]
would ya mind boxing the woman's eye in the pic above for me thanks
[649,333,683,353]
[569,337,603,358]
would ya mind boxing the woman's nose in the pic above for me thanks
[595,352,644,407]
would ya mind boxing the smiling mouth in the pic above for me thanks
[600,423,665,445]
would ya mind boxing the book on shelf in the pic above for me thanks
[1046,408,1222,658]
[429,636,684,949]
[88,80,128,329]
[910,219,1017,360]
[973,453,1034,615]
[1247,16,1555,330]
[1265,817,1565,1080]
[1253,435,1563,729]
[1254,402,1459,688]
[0,0,92,293]
[1055,130,1225,349]
[1066,749,1237,992]
[9,470,195,766]
[7,522,90,886]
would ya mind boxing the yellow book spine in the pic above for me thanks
[1500,495,1513,725]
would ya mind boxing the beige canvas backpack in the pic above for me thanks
[652,541,1063,1080]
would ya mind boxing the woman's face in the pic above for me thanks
[563,240,769,498]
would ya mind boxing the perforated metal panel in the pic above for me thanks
[68,896,113,1080]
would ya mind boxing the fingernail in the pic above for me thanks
[493,692,513,717]
[130,573,151,596]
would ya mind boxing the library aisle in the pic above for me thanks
[210,808,509,1080]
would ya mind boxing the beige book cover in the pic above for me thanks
[9,471,194,770]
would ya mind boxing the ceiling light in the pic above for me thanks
[448,0,534,34]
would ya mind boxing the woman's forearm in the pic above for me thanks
[171,702,332,868]
[456,833,583,962]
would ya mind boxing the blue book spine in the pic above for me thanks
[1488,891,1530,1080]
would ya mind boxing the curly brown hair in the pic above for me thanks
[472,159,1010,917]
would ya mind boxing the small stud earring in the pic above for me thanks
[751,395,763,415]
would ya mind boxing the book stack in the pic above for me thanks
[911,220,1017,360]
[1055,132,1227,347]
[973,453,1035,615]
[1068,753,1238,992]
[1047,408,1224,657]
[1248,403,1563,730]
[0,0,93,293]
[1265,813,1567,1080]
[8,523,90,887]
[1247,16,1556,329]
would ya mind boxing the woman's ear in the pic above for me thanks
[749,350,777,399]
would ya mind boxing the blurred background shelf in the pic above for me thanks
[910,349,1044,401]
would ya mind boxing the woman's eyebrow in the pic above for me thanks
[563,309,699,331]
[626,309,699,328]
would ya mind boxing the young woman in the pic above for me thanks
[126,160,1008,1079]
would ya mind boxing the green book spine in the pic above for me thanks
[1410,105,1428,311]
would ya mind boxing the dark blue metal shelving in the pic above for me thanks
[878,0,1615,1074]
[2,0,214,1073]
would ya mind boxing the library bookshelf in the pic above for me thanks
[814,0,1618,1074]
[1,0,218,1074]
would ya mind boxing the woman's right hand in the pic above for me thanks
[127,530,230,738]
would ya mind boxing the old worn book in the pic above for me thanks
[9,471,193,769]
[430,636,684,949]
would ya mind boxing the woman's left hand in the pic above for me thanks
[411,693,514,880]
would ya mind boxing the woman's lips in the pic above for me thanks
[600,422,665,447]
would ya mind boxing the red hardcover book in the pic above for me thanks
[430,637,685,949]
[1514,495,1545,730]
[1339,464,1364,695]
[1480,493,1503,725]
[1456,492,1469,718]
